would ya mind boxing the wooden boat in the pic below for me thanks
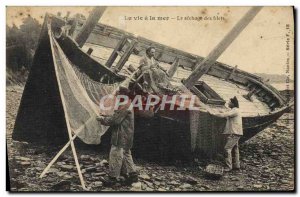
[13,9,293,162]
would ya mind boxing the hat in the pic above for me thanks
[230,96,239,108]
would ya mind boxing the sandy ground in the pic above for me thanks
[6,85,295,192]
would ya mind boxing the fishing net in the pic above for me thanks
[50,30,120,144]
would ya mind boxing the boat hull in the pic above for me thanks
[12,14,293,162]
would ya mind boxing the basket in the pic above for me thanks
[204,164,224,179]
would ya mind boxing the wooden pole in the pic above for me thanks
[226,65,238,80]
[167,57,179,77]
[75,7,106,47]
[40,134,77,178]
[114,39,138,72]
[106,36,128,67]
[48,27,87,190]
[184,7,263,89]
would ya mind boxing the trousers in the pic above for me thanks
[224,134,241,169]
[109,145,136,178]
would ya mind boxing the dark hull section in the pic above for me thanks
[133,116,192,163]
[56,35,124,83]
[241,106,291,143]
[131,103,291,162]
[12,17,68,144]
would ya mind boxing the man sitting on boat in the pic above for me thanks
[136,46,179,96]
[208,96,243,172]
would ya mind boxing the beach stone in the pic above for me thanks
[85,166,97,173]
[169,180,180,186]
[230,177,240,181]
[145,187,154,191]
[280,179,289,184]
[20,161,31,166]
[155,176,163,181]
[18,156,31,161]
[139,173,151,180]
[131,182,142,191]
[80,155,90,160]
[56,162,66,167]
[56,171,67,177]
[48,168,60,173]
[60,164,74,171]
[157,188,166,191]
[100,160,108,167]
[237,185,244,190]
[180,183,192,189]
[94,181,103,187]
[92,172,106,177]
[253,184,263,189]
[63,174,73,179]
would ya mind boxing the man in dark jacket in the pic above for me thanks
[97,87,138,186]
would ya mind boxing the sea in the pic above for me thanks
[271,83,294,91]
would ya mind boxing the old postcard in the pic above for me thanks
[6,6,295,192]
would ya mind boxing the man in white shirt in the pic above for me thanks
[137,47,179,95]
[208,96,243,172]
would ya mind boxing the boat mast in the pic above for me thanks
[183,7,263,89]
[75,7,107,48]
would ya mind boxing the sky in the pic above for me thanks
[6,6,294,78]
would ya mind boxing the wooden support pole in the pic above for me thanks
[106,36,128,67]
[244,88,257,100]
[167,57,179,77]
[184,7,263,89]
[48,28,87,190]
[75,7,106,47]
[40,134,77,178]
[226,65,238,80]
[114,39,138,72]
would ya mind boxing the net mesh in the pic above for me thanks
[50,31,119,144]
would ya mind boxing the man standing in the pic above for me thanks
[208,96,243,172]
[97,86,138,186]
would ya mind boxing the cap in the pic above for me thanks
[230,96,239,108]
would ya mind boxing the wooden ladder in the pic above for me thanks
[105,36,138,72]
